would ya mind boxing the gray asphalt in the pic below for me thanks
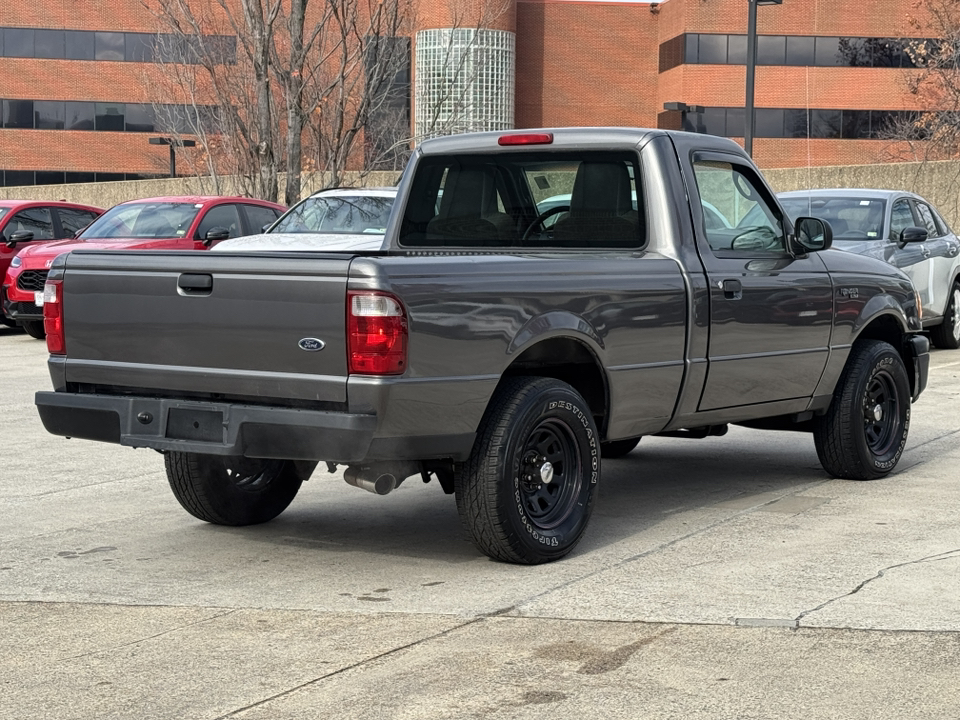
[2,325,959,719]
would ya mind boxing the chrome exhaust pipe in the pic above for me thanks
[343,465,399,495]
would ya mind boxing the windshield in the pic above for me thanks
[0,208,8,224]
[80,202,201,240]
[780,197,887,240]
[272,196,394,235]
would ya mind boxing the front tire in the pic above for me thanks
[455,377,600,564]
[813,340,910,480]
[164,452,303,525]
[21,320,45,339]
[930,283,960,350]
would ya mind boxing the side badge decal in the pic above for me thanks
[298,338,326,352]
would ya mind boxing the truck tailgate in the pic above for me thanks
[59,251,353,403]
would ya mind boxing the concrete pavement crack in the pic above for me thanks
[902,426,960,455]
[795,548,960,625]
[211,617,486,719]
[506,478,834,616]
[57,608,240,662]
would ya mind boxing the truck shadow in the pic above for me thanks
[209,429,829,564]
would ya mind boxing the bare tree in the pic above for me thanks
[144,0,511,203]
[880,0,960,162]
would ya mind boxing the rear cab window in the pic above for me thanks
[399,151,644,250]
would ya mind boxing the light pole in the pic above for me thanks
[148,137,197,178]
[744,0,782,157]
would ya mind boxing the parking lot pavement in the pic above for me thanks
[2,326,959,719]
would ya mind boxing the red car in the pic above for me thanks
[0,200,104,327]
[4,195,285,338]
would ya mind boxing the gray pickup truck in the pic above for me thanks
[36,128,929,564]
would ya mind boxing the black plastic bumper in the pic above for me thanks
[907,334,930,401]
[36,391,379,462]
[35,391,477,463]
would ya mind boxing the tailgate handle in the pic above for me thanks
[177,273,213,295]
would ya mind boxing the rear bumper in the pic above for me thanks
[35,391,476,463]
[907,334,929,401]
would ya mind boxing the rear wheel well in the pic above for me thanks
[501,337,608,434]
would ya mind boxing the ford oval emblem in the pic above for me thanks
[298,338,326,352]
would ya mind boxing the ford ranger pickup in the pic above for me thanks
[35,128,929,564]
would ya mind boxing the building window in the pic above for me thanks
[65,30,95,60]
[662,106,918,141]
[0,26,235,65]
[4,28,34,58]
[2,100,34,129]
[659,33,931,72]
[95,32,125,61]
[34,29,65,59]
[34,101,65,129]
[0,98,218,133]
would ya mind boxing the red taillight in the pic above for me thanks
[43,279,65,355]
[347,291,407,375]
[498,133,554,146]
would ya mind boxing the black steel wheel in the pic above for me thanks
[930,283,960,350]
[21,320,45,339]
[600,437,641,459]
[165,452,303,525]
[455,376,600,564]
[813,340,910,480]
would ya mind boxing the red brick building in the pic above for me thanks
[0,0,938,187]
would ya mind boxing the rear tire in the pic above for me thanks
[0,316,16,328]
[930,283,960,350]
[21,320,45,339]
[813,340,910,480]
[600,437,641,459]
[164,452,302,525]
[455,377,600,564]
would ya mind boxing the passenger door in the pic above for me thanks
[2,206,56,252]
[890,198,932,312]
[54,207,100,239]
[914,200,958,319]
[239,203,282,235]
[193,203,242,249]
[690,155,833,410]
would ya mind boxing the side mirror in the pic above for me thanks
[202,227,231,246]
[5,230,34,248]
[793,216,833,253]
[261,223,273,233]
[899,226,928,245]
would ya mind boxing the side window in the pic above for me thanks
[890,199,914,240]
[8,207,54,239]
[242,204,280,234]
[56,207,99,237]
[195,204,242,240]
[692,160,785,253]
[914,202,941,238]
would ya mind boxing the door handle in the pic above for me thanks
[177,273,213,295]
[722,278,742,300]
